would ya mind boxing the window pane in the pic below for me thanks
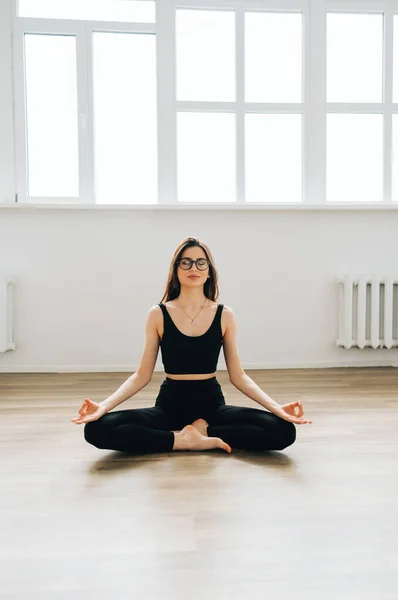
[93,33,157,205]
[246,114,302,203]
[393,116,398,202]
[327,13,383,103]
[176,9,235,101]
[18,0,155,22]
[393,16,398,103]
[177,113,236,203]
[24,34,78,197]
[245,12,302,103]
[327,114,383,202]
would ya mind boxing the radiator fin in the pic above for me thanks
[0,276,16,353]
[337,276,398,349]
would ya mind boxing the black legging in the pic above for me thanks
[84,376,296,454]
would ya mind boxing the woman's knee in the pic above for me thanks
[84,421,107,449]
[273,421,296,450]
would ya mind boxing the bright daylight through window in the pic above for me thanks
[11,1,398,206]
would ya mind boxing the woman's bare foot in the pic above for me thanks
[191,418,209,436]
[172,424,231,453]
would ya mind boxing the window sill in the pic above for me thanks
[1,202,398,211]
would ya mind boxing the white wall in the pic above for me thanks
[1,206,398,372]
[0,0,15,204]
[1,2,397,373]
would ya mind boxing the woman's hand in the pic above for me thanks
[271,400,312,425]
[71,398,107,424]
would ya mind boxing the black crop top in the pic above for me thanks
[158,302,224,375]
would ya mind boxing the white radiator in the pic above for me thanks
[337,275,398,349]
[0,275,16,353]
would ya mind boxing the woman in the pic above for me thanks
[72,237,312,454]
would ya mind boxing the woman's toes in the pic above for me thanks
[218,439,232,453]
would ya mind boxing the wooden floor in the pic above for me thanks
[1,367,397,600]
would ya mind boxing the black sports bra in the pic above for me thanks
[158,302,224,375]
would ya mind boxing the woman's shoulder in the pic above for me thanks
[220,305,235,328]
[221,304,233,314]
[210,301,232,313]
[147,304,163,321]
[149,303,162,312]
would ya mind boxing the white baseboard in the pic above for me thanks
[0,359,397,373]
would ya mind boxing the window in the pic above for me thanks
[18,0,155,22]
[11,1,398,206]
[246,114,302,204]
[24,34,79,197]
[245,11,303,203]
[176,9,236,203]
[327,114,383,203]
[393,115,398,202]
[93,32,157,205]
[177,112,236,203]
[245,11,302,103]
[176,9,235,102]
[326,12,384,203]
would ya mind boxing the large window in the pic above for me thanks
[24,33,79,197]
[92,32,157,204]
[11,0,398,206]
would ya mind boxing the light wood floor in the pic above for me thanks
[1,368,397,600]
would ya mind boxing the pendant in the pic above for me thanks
[192,320,195,324]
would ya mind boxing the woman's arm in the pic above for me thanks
[72,307,160,423]
[99,371,150,413]
[222,307,312,424]
[222,307,280,412]
[101,305,160,411]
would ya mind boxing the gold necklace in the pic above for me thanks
[177,297,208,325]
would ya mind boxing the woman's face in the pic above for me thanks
[176,246,210,287]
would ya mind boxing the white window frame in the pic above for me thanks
[8,0,398,209]
[12,4,156,205]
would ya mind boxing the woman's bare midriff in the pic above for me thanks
[164,372,217,381]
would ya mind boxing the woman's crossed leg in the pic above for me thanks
[205,404,296,452]
[83,406,231,454]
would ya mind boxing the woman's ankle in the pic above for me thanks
[172,431,183,450]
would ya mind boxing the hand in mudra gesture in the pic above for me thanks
[71,398,107,425]
[272,400,312,425]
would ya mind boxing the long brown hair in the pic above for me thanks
[160,237,220,303]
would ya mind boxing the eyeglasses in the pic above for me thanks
[178,258,210,271]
